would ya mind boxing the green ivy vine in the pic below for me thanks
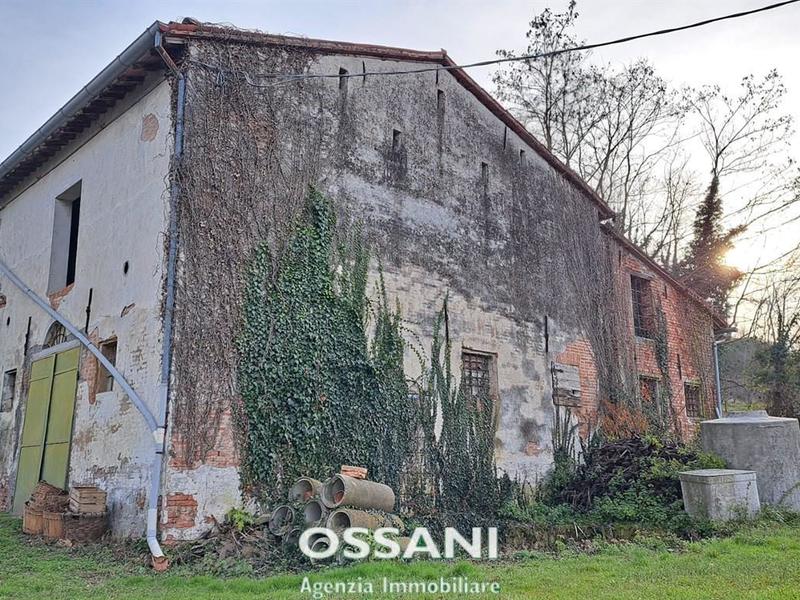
[236,186,503,517]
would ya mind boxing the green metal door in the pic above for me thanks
[12,347,79,512]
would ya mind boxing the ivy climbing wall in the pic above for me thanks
[159,30,717,538]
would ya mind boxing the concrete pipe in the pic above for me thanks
[321,474,395,512]
[307,531,327,547]
[310,537,335,563]
[268,505,295,536]
[326,508,384,532]
[283,527,302,546]
[289,477,323,503]
[303,499,329,525]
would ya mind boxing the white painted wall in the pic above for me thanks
[0,79,172,535]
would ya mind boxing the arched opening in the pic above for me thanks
[43,322,73,349]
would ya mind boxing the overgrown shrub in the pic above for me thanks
[554,435,724,512]
[503,435,725,538]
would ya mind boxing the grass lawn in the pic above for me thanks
[2,515,800,599]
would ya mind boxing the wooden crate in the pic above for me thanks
[69,486,107,514]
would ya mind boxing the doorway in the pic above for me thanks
[12,346,79,513]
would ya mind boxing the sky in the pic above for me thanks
[1,0,798,284]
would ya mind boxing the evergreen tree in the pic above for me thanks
[677,175,745,314]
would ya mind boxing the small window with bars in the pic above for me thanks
[684,382,702,418]
[462,351,494,408]
[631,275,655,338]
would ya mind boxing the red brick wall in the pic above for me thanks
[556,239,716,439]
[168,407,240,471]
[163,492,198,530]
[162,406,240,539]
[555,338,599,434]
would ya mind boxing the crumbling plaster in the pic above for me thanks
[162,42,605,539]
[0,79,172,536]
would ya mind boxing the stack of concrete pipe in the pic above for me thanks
[268,472,409,560]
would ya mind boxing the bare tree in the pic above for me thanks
[494,2,599,166]
[494,4,686,253]
[495,4,799,322]
[688,71,793,183]
[748,271,800,417]
[676,71,798,314]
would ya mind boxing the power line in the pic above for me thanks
[193,0,800,86]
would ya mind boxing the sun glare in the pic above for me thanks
[724,242,761,273]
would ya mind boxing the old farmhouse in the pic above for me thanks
[0,20,725,542]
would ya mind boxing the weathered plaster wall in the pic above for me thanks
[162,40,604,540]
[0,79,172,536]
[163,38,717,537]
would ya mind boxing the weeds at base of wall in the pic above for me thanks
[234,187,720,550]
[502,434,729,541]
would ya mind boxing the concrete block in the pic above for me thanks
[679,469,759,522]
[701,411,800,510]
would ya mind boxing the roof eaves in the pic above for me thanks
[602,224,728,328]
[0,21,167,204]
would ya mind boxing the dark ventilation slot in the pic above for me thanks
[84,287,93,332]
[338,67,348,91]
[503,127,508,149]
[544,315,550,354]
[437,89,445,115]
[392,129,403,153]
[24,316,31,356]
[519,149,526,165]
[66,197,81,286]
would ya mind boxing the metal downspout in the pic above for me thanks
[0,25,184,568]
[146,31,186,565]
[714,341,723,418]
